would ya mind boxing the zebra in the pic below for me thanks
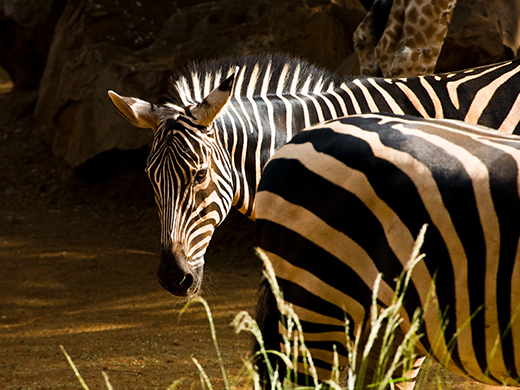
[108,53,520,298]
[255,112,520,388]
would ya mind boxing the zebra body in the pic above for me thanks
[108,54,520,297]
[255,113,520,387]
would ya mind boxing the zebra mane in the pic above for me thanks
[165,53,345,107]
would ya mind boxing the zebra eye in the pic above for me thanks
[194,168,208,183]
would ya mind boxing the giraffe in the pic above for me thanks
[353,0,457,77]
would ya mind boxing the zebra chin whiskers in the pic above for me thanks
[197,266,219,297]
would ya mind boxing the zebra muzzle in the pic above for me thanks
[157,248,201,297]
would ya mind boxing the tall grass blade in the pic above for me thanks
[101,371,114,390]
[60,345,90,390]
[192,356,214,390]
[166,377,185,389]
[180,296,230,389]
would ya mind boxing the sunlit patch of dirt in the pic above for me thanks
[0,91,259,389]
[0,66,13,94]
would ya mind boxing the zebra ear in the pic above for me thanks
[191,73,235,128]
[108,90,158,130]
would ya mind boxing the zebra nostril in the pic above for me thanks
[179,273,194,288]
[170,268,194,288]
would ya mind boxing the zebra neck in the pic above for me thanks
[214,91,353,219]
[213,81,399,219]
[213,112,256,219]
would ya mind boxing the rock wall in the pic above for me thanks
[1,0,519,167]
[32,0,366,167]
[0,0,66,89]
[436,0,520,72]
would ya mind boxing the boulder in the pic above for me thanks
[34,0,366,167]
[437,0,520,72]
[0,64,12,93]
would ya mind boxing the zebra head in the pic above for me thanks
[108,74,236,297]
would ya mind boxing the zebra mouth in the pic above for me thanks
[158,274,200,297]
[157,257,204,297]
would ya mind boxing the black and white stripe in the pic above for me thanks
[109,54,520,297]
[255,113,520,387]
[168,55,520,217]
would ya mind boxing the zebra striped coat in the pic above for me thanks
[108,54,520,298]
[255,113,520,387]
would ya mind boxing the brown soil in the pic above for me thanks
[0,90,511,390]
[0,90,259,390]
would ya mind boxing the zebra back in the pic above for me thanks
[167,55,520,217]
[256,113,520,386]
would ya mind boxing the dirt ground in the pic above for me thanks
[0,90,514,390]
[0,90,260,390]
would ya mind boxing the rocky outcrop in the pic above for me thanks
[33,0,366,167]
[436,0,520,72]
[1,0,518,167]
[0,0,66,89]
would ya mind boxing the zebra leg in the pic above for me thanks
[254,274,285,386]
[256,280,425,389]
